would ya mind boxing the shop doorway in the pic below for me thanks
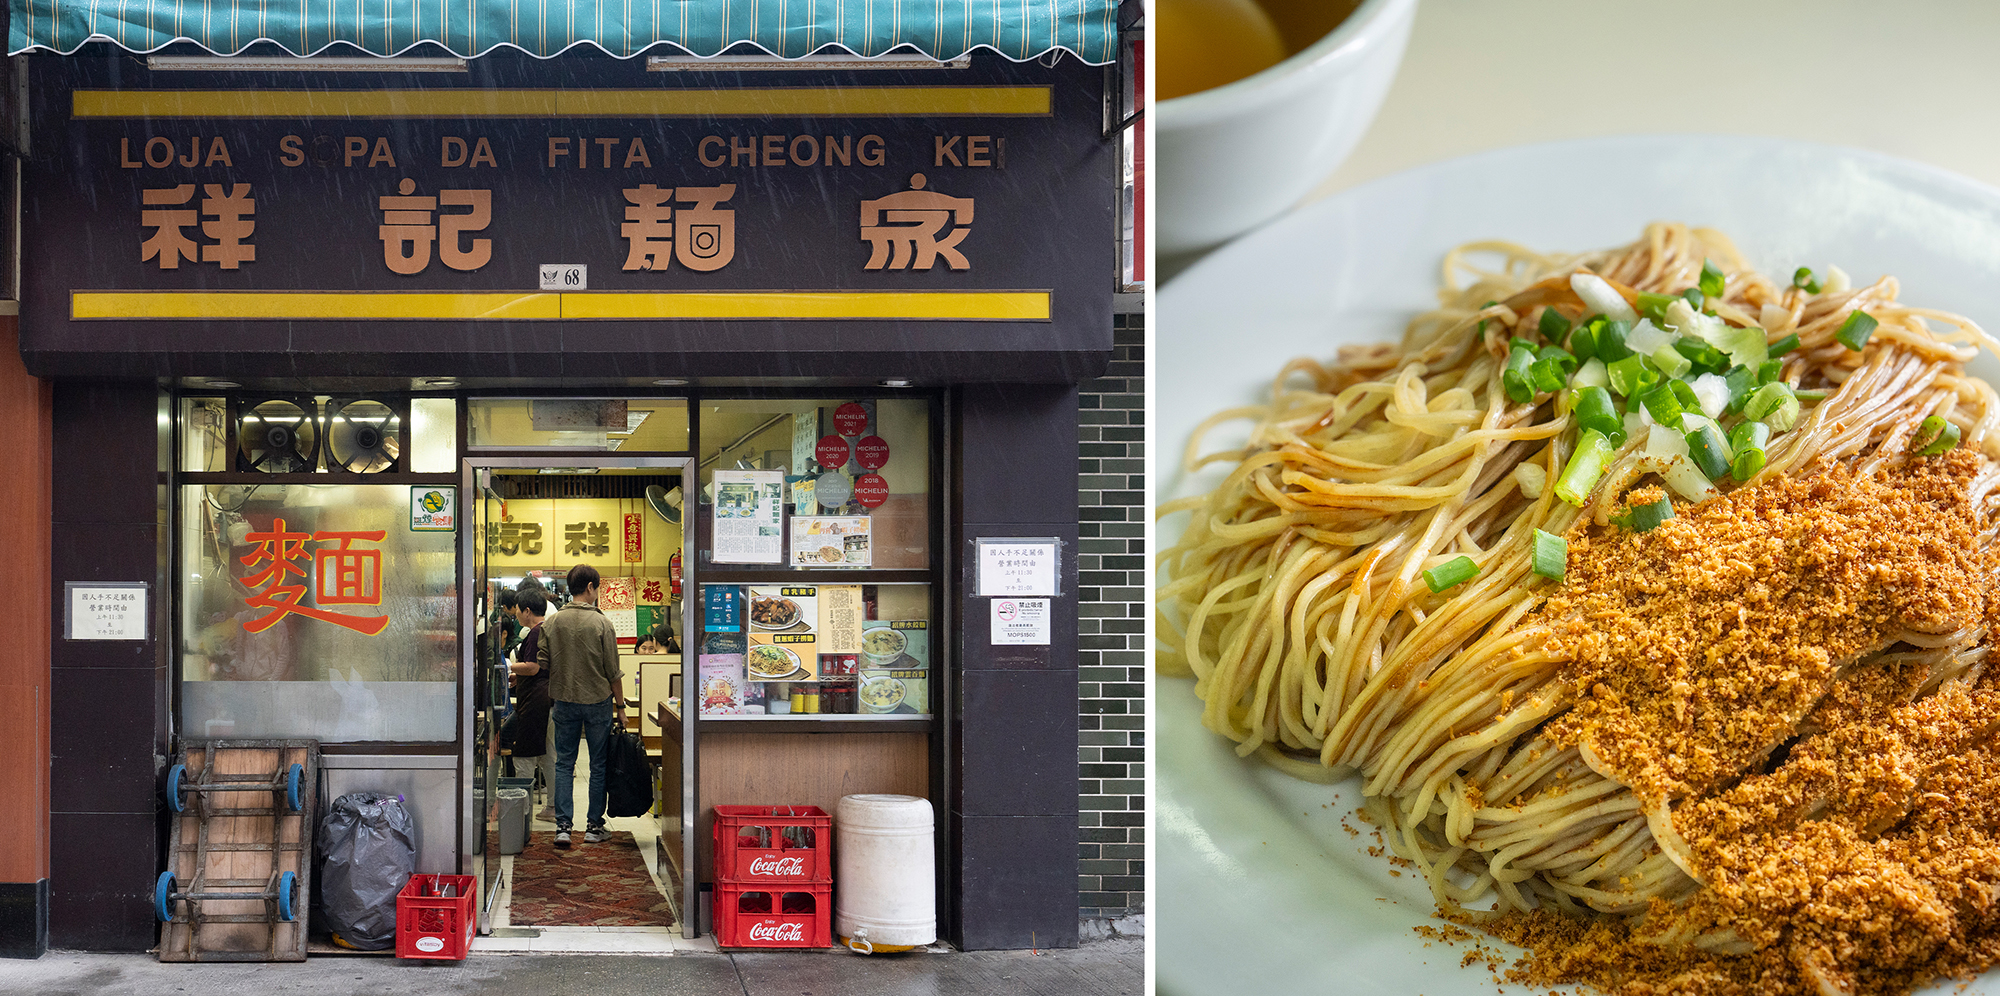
[463,457,694,940]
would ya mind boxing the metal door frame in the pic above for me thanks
[457,454,695,935]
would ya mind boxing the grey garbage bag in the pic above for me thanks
[317,792,415,950]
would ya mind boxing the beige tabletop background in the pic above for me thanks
[1318,0,2000,196]
[1164,0,2000,279]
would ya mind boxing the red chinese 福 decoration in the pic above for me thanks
[239,518,390,635]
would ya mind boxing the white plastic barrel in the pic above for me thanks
[834,794,935,953]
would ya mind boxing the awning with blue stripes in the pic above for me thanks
[9,0,1119,63]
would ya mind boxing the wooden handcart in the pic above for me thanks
[156,739,320,962]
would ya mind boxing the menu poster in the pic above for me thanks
[789,516,872,568]
[703,585,742,632]
[790,408,819,481]
[747,586,818,682]
[712,470,786,564]
[858,620,929,715]
[697,654,750,715]
[817,585,863,655]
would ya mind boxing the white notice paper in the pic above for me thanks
[66,582,149,640]
[990,598,1051,646]
[712,470,787,564]
[976,538,1059,596]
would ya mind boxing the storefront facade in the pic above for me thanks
[0,3,1127,956]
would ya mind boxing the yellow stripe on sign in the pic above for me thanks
[71,292,562,320]
[69,290,1051,322]
[72,87,1051,119]
[560,291,1051,321]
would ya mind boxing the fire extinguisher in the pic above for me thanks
[669,551,682,597]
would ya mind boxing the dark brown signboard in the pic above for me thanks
[19,51,1115,382]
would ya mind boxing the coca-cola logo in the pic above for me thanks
[748,855,807,877]
[748,920,805,942]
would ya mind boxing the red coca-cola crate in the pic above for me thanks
[714,883,831,949]
[395,874,476,960]
[713,804,832,885]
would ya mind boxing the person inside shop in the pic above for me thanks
[501,586,555,819]
[538,564,629,848]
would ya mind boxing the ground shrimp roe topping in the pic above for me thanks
[1473,451,2000,996]
[1534,451,1993,808]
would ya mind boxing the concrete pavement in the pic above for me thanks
[0,938,1146,996]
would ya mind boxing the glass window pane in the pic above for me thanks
[697,398,930,569]
[180,397,229,472]
[408,397,459,473]
[468,398,690,451]
[695,582,931,719]
[179,484,459,741]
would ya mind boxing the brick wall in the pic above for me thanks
[1076,313,1145,919]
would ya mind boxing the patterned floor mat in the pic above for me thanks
[507,830,676,928]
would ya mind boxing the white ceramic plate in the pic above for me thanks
[1156,135,2000,996]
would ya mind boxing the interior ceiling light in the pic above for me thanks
[417,377,459,389]
[879,378,913,388]
[203,380,242,389]
[652,378,689,386]
[537,467,600,475]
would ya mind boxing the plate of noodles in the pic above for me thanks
[1158,135,2000,996]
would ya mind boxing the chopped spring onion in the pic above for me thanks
[1607,354,1659,398]
[1555,429,1616,507]
[1687,372,1731,419]
[1912,415,1962,456]
[1684,422,1732,479]
[1823,265,1852,295]
[1731,447,1767,481]
[1729,420,1771,457]
[1729,422,1772,482]
[1666,298,1767,371]
[1530,356,1568,394]
[1513,462,1548,500]
[1593,319,1635,362]
[1756,359,1784,384]
[1835,310,1879,351]
[1616,495,1675,532]
[1652,344,1693,379]
[1503,342,1537,403]
[1572,356,1610,391]
[1572,386,1622,439]
[1723,365,1758,414]
[1539,307,1573,346]
[1635,291,1678,323]
[1674,337,1728,375]
[1571,272,1639,323]
[1682,287,1705,310]
[1532,529,1567,581]
[1422,555,1480,593]
[1768,332,1801,356]
[1638,380,1696,427]
[1744,381,1802,431]
[1793,266,1822,293]
[1699,259,1726,300]
[1625,318,1674,356]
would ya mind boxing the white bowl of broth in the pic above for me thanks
[859,675,907,714]
[1157,0,1418,254]
[861,627,907,666]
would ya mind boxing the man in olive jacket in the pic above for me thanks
[538,564,629,847]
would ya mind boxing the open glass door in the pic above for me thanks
[471,470,507,930]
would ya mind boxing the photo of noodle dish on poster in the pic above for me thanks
[1156,137,2000,996]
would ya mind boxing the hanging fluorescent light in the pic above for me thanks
[147,55,468,72]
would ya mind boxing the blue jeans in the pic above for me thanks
[551,697,614,831]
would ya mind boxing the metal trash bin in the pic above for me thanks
[498,789,530,854]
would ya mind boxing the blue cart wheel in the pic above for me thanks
[286,763,304,812]
[166,764,186,813]
[155,871,176,922]
[277,871,296,922]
